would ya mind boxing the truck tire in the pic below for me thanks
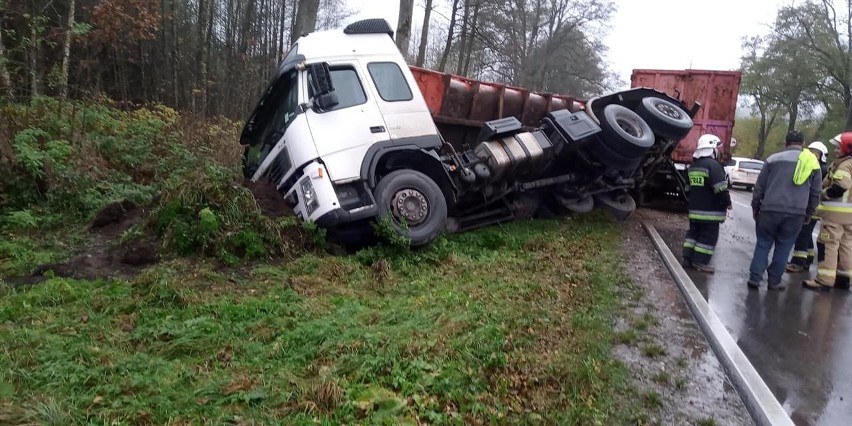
[599,104,655,158]
[636,97,693,140]
[374,170,447,247]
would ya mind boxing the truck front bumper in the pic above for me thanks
[291,161,378,228]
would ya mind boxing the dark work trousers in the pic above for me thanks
[748,211,804,286]
[683,220,721,266]
[790,220,818,267]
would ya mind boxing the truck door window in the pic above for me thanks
[255,70,299,147]
[309,67,367,111]
[367,62,413,102]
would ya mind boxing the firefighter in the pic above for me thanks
[682,134,731,273]
[786,141,830,273]
[803,132,852,292]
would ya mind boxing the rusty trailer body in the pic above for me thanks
[409,66,584,148]
[630,69,742,164]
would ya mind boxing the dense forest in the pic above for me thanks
[0,0,616,119]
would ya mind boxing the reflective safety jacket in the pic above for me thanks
[817,156,852,224]
[687,156,731,222]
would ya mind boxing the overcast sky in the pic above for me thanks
[346,0,796,90]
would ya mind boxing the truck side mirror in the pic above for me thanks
[315,92,339,110]
[307,62,338,110]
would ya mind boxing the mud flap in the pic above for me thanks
[594,190,636,221]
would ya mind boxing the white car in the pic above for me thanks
[725,157,764,191]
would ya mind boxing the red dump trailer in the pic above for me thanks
[630,69,742,203]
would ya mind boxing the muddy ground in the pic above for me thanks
[614,209,753,425]
[6,181,292,286]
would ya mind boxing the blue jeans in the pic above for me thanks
[749,211,806,286]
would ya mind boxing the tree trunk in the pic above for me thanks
[415,0,433,67]
[757,112,768,159]
[845,90,852,131]
[291,0,319,44]
[787,102,799,133]
[29,5,40,97]
[0,15,13,98]
[455,0,470,75]
[460,0,480,76]
[171,0,180,107]
[438,0,460,72]
[59,0,76,99]
[396,0,414,58]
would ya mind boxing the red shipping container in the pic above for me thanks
[631,69,742,164]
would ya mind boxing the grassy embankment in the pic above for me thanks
[0,99,639,424]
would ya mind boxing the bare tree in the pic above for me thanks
[58,0,75,99]
[415,0,433,67]
[438,0,460,71]
[0,10,13,98]
[292,0,320,43]
[396,0,414,57]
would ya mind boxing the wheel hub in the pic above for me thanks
[391,189,429,226]
[654,101,683,119]
[616,118,643,138]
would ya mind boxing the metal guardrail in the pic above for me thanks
[643,222,794,426]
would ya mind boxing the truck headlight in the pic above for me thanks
[300,178,319,215]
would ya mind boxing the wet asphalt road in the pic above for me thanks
[668,189,852,425]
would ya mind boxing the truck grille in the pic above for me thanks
[265,149,292,187]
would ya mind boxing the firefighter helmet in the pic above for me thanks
[696,134,721,150]
[808,141,829,162]
[840,133,852,156]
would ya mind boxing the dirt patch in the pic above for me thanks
[7,201,161,286]
[613,210,752,425]
[6,181,304,286]
[246,181,293,218]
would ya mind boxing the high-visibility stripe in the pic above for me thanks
[689,171,709,178]
[690,167,710,175]
[694,246,714,255]
[818,268,837,277]
[713,182,728,193]
[817,202,852,213]
[792,251,809,259]
[837,270,852,277]
[683,242,696,248]
[808,249,815,255]
[689,214,726,222]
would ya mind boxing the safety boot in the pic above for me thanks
[692,263,715,274]
[802,279,832,293]
[785,263,804,273]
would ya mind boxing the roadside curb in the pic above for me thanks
[643,222,793,426]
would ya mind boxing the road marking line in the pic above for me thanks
[644,222,795,426]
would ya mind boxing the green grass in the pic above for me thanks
[0,214,635,424]
[696,417,717,426]
[614,329,639,345]
[674,377,688,391]
[641,391,663,410]
[642,344,666,358]
[652,371,671,384]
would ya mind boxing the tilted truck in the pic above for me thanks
[629,69,742,205]
[240,19,698,247]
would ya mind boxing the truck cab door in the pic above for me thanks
[304,62,388,183]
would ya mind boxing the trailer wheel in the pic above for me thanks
[594,190,636,221]
[600,104,655,158]
[636,97,693,140]
[374,170,447,247]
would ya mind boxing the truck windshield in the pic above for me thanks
[253,70,299,147]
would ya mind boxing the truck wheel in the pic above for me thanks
[374,170,447,247]
[594,190,636,221]
[600,104,655,158]
[636,97,693,140]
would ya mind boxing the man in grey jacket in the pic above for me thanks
[748,130,823,290]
